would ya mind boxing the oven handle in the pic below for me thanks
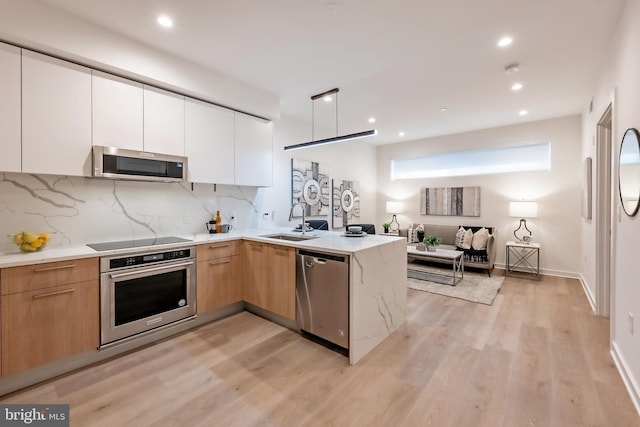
[108,260,194,279]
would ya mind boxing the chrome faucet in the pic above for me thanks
[289,203,306,235]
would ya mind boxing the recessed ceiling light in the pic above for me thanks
[498,37,512,47]
[368,117,376,123]
[157,15,173,28]
[440,108,448,112]
[399,131,405,137]
[511,83,523,91]
[519,110,528,116]
[323,95,332,102]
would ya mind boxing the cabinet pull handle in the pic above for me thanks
[33,288,75,299]
[209,258,231,265]
[210,244,230,249]
[32,264,76,273]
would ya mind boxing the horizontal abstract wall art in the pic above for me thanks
[420,186,481,217]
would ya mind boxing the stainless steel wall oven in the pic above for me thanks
[99,246,196,347]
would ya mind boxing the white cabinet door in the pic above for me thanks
[0,42,21,173]
[234,113,273,186]
[143,86,185,156]
[22,51,92,176]
[184,98,235,184]
[92,71,143,150]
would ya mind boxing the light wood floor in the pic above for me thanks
[2,274,639,426]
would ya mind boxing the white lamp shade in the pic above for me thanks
[509,201,538,218]
[386,201,405,214]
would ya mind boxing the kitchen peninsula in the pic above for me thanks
[0,228,407,396]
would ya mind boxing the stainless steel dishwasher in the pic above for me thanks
[296,249,350,352]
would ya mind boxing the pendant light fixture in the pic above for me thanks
[284,88,377,151]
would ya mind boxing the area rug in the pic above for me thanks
[407,262,504,305]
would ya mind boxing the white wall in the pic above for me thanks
[582,0,640,412]
[377,115,583,276]
[261,114,378,230]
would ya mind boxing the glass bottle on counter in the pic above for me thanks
[215,210,222,233]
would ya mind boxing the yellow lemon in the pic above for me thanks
[30,239,44,249]
[38,233,50,243]
[22,232,38,244]
[13,232,24,245]
[20,243,37,252]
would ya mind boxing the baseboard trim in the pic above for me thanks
[494,263,580,279]
[578,273,596,313]
[611,341,640,417]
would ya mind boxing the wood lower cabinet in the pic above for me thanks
[241,241,269,309]
[197,241,241,313]
[0,258,99,376]
[267,245,296,320]
[242,241,296,320]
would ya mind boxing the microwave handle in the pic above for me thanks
[109,260,194,279]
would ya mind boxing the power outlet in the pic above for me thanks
[629,313,634,335]
[263,212,270,220]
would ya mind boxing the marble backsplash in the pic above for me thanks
[0,172,263,252]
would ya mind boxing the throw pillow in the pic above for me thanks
[415,224,424,243]
[407,224,417,243]
[471,227,489,250]
[461,229,473,249]
[455,226,467,248]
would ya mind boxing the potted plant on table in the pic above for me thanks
[423,235,442,252]
[382,223,391,233]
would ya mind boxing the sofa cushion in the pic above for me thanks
[471,227,489,250]
[454,227,466,247]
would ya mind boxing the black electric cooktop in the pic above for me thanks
[87,236,192,252]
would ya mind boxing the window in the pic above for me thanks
[390,141,551,180]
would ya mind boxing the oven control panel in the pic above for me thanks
[105,247,194,271]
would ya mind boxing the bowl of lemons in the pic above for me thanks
[12,232,50,253]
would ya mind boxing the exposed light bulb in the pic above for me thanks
[440,107,448,112]
[511,83,523,91]
[368,117,376,123]
[399,131,405,137]
[323,96,332,102]
[519,110,528,116]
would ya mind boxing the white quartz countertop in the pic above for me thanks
[0,227,405,268]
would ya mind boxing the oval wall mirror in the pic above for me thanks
[619,128,640,216]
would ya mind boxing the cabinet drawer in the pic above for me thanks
[1,258,98,295]
[197,241,239,260]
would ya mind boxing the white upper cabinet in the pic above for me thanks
[143,86,185,156]
[92,71,143,150]
[0,42,21,173]
[184,98,235,184]
[234,112,273,187]
[22,50,92,176]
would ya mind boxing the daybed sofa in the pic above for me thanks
[399,224,497,276]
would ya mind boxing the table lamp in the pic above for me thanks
[386,201,405,233]
[509,201,538,243]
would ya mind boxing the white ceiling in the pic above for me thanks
[37,0,625,145]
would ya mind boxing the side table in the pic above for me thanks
[506,241,541,280]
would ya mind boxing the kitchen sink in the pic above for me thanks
[260,233,318,242]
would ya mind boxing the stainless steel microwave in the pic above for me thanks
[92,146,188,182]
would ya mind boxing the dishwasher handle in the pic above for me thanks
[297,249,348,263]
